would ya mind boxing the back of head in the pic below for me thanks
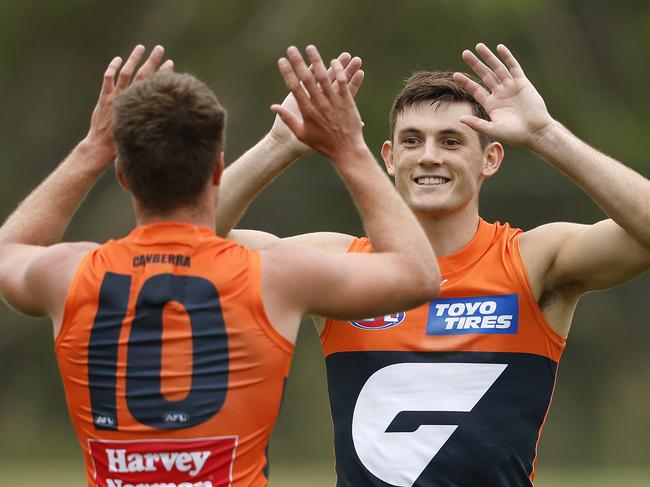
[113,72,227,213]
[389,71,491,147]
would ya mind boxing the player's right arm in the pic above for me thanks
[0,46,173,330]
[258,46,439,342]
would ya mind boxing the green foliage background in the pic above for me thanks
[0,0,648,477]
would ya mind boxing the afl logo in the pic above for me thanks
[350,312,406,330]
[163,411,190,424]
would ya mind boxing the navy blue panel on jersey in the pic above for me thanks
[326,351,557,487]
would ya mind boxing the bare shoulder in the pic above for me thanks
[27,241,99,319]
[520,222,586,256]
[0,240,98,326]
[256,241,321,345]
[30,241,99,270]
[519,222,586,298]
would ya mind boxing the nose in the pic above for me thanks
[418,139,442,166]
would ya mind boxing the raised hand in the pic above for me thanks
[269,49,364,158]
[271,45,366,163]
[84,45,174,169]
[453,43,555,148]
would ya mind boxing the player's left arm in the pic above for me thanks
[0,129,110,318]
[455,43,650,292]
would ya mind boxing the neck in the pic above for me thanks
[414,204,481,257]
[134,199,216,232]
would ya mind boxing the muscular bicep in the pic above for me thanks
[0,244,50,316]
[535,220,650,294]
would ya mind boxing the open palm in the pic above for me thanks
[86,45,174,169]
[453,43,554,147]
[269,52,364,157]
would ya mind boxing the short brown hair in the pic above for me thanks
[389,71,491,147]
[113,72,226,212]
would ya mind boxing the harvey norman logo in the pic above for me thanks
[426,294,519,335]
[89,437,237,487]
[106,448,210,477]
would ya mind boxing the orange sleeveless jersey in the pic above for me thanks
[321,219,566,487]
[55,223,294,487]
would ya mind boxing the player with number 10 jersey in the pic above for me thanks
[0,45,439,487]
[56,223,293,486]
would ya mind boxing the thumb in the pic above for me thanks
[459,115,493,137]
[271,104,303,138]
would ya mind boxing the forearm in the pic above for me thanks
[528,121,650,248]
[0,139,108,246]
[215,133,301,236]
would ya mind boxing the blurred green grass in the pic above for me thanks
[1,461,649,486]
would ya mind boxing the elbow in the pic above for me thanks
[405,260,441,304]
[421,262,441,300]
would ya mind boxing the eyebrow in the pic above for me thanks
[397,127,466,138]
[438,128,466,137]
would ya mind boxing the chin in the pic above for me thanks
[406,194,470,217]
[408,200,454,216]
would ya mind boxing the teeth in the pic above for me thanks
[416,177,449,185]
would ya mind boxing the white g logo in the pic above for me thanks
[352,362,507,486]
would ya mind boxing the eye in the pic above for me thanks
[442,138,461,148]
[402,136,421,146]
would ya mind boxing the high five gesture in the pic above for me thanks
[454,43,554,147]
[85,45,174,171]
[272,45,365,163]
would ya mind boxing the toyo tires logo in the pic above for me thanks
[426,294,519,335]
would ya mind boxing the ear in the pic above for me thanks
[114,160,131,192]
[381,140,395,176]
[481,142,504,179]
[213,152,225,186]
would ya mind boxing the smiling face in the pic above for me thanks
[382,100,503,217]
